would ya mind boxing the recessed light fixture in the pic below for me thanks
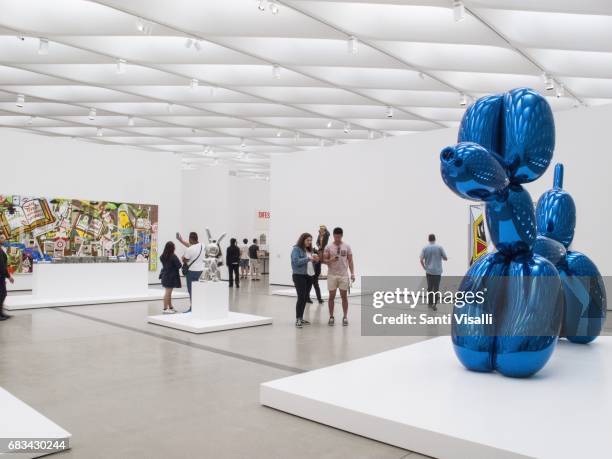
[16,94,25,108]
[272,64,281,79]
[556,85,565,98]
[348,36,358,55]
[116,58,127,74]
[326,120,333,128]
[38,37,49,55]
[386,106,394,118]
[88,107,96,120]
[190,78,199,89]
[542,73,555,91]
[269,1,279,14]
[240,138,247,150]
[96,127,103,137]
[276,130,282,137]
[452,0,465,22]
[344,122,351,134]
[459,93,468,107]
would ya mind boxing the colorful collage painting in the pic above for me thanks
[0,195,158,275]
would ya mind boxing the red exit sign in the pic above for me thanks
[258,211,271,219]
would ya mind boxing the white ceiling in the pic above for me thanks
[0,0,610,175]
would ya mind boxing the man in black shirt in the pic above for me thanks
[0,234,15,320]
[249,239,260,280]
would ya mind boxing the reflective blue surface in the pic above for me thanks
[441,88,562,378]
[534,164,607,343]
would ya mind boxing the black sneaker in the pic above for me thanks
[306,299,313,304]
[318,300,324,305]
[295,319,303,328]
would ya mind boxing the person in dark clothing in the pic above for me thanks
[226,238,241,288]
[307,247,324,305]
[159,241,181,314]
[0,234,15,320]
[316,225,330,252]
[290,233,318,328]
[249,238,261,280]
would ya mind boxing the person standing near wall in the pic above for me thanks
[239,238,250,279]
[323,227,355,326]
[307,247,324,305]
[249,238,260,281]
[176,231,204,312]
[159,241,180,314]
[291,233,318,328]
[0,234,14,320]
[419,234,448,311]
[226,238,241,288]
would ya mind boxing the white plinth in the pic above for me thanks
[5,263,188,309]
[261,337,612,459]
[271,288,362,299]
[148,281,272,333]
[0,387,71,458]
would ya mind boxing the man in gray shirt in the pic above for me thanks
[420,234,448,311]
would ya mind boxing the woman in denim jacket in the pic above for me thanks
[291,233,318,328]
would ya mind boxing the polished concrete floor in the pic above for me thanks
[2,278,610,458]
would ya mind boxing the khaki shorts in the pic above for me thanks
[327,274,350,291]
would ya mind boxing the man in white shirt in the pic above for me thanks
[239,238,250,279]
[176,231,204,312]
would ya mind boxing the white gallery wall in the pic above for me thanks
[269,103,612,286]
[1,128,182,290]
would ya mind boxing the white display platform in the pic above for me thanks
[0,387,71,458]
[271,288,362,299]
[148,281,272,333]
[261,337,612,459]
[5,262,188,310]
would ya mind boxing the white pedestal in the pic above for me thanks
[5,263,188,309]
[0,387,71,458]
[148,281,272,334]
[261,337,612,459]
[271,288,362,299]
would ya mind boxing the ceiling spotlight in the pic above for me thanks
[136,18,152,34]
[368,130,375,140]
[203,145,211,156]
[38,37,49,55]
[326,120,333,128]
[452,0,466,22]
[272,64,281,79]
[136,18,145,32]
[116,58,127,74]
[240,138,247,150]
[556,85,565,98]
[26,116,35,125]
[16,94,25,108]
[88,107,96,120]
[459,93,468,107]
[269,1,279,14]
[343,122,351,134]
[385,106,394,118]
[542,73,555,91]
[257,0,267,12]
[348,36,358,55]
[276,130,282,137]
[127,116,135,126]
[96,127,103,137]
[190,78,199,89]
[185,38,194,48]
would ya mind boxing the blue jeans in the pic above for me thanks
[186,270,203,312]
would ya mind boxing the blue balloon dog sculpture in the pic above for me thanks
[534,164,607,344]
[440,88,567,377]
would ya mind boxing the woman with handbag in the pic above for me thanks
[159,241,181,313]
[290,233,318,328]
